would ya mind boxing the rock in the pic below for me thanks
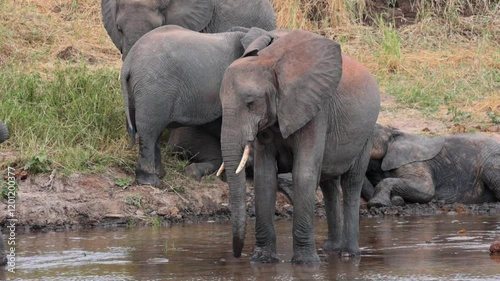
[490,241,500,254]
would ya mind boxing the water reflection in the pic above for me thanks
[5,215,500,280]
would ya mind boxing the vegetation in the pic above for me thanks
[0,0,498,176]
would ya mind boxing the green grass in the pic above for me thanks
[0,64,134,173]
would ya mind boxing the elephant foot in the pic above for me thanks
[339,248,360,259]
[391,195,405,206]
[135,169,162,187]
[322,240,341,253]
[251,247,280,263]
[368,193,392,208]
[291,251,321,265]
[184,163,204,181]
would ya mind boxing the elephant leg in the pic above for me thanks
[155,132,165,179]
[136,131,162,187]
[339,139,372,257]
[361,176,375,201]
[290,126,326,265]
[368,172,435,207]
[320,177,343,253]
[482,157,500,200]
[251,139,279,263]
[168,126,222,181]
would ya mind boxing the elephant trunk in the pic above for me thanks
[221,115,248,258]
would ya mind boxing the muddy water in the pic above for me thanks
[5,214,500,280]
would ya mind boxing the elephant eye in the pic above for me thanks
[246,101,254,110]
[116,25,123,32]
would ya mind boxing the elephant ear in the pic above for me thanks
[258,30,343,139]
[381,132,445,171]
[101,0,122,51]
[242,34,273,57]
[241,28,292,56]
[165,0,213,32]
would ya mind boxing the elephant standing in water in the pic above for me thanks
[101,0,276,60]
[0,121,8,266]
[364,124,500,207]
[101,0,276,182]
[218,30,380,264]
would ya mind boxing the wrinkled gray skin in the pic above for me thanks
[219,30,380,264]
[363,124,500,207]
[122,26,275,186]
[102,0,276,60]
[102,0,276,181]
[0,121,8,266]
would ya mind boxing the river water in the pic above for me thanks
[5,214,500,280]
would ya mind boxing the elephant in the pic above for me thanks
[0,121,8,266]
[363,124,500,207]
[101,0,276,59]
[218,30,381,264]
[122,26,283,186]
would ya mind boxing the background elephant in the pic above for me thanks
[0,121,8,266]
[122,26,274,186]
[364,124,500,207]
[101,0,276,59]
[219,30,380,264]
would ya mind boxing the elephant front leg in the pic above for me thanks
[290,128,325,264]
[251,139,279,263]
[320,178,343,253]
[368,168,435,208]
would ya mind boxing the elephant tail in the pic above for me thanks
[121,67,137,149]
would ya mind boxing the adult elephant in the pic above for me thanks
[0,121,8,266]
[122,26,281,186]
[364,124,500,207]
[218,30,380,264]
[101,0,276,59]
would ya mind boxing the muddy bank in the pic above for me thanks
[2,168,500,234]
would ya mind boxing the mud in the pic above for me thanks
[2,167,500,234]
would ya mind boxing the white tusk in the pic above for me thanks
[216,162,225,177]
[235,145,250,174]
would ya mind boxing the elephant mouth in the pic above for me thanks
[217,143,251,176]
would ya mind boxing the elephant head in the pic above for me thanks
[371,124,445,171]
[219,30,343,257]
[102,0,213,59]
[0,121,8,144]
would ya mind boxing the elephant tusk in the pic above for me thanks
[235,145,250,174]
[216,162,225,177]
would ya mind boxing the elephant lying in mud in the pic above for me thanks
[363,124,500,207]
[218,30,380,264]
[122,26,285,186]
[0,121,8,266]
[101,0,276,59]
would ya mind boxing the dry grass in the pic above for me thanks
[0,0,498,173]
[0,0,120,72]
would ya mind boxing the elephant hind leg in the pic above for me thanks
[319,177,342,253]
[136,131,163,187]
[339,140,372,258]
[168,126,222,181]
[482,158,500,200]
